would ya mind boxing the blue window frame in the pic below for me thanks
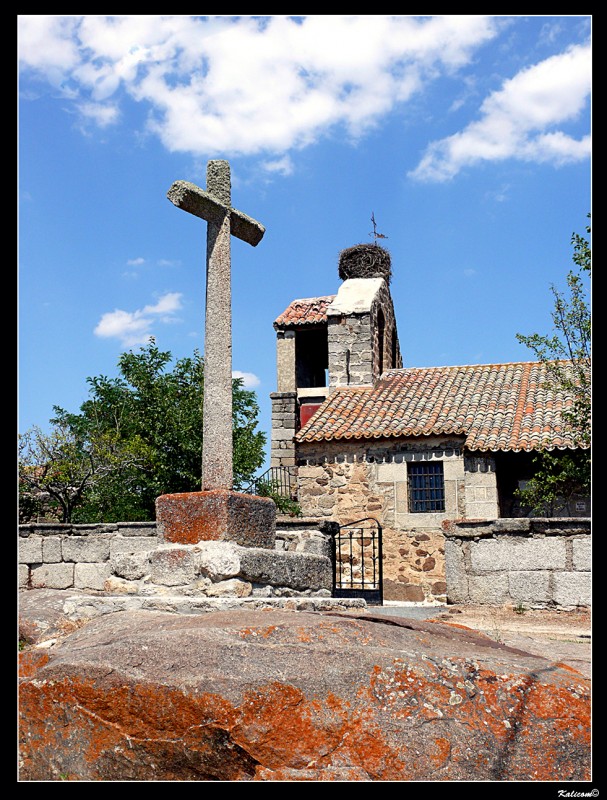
[408,462,445,513]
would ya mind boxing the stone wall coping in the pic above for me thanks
[19,522,159,538]
[18,518,337,541]
[442,518,591,539]
[276,516,337,530]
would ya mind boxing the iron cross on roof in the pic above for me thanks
[167,160,265,491]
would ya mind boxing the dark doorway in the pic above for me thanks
[295,327,328,388]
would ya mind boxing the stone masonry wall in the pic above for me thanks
[443,518,591,608]
[18,522,157,591]
[296,437,475,603]
[270,391,298,467]
[463,456,500,520]
[275,330,296,393]
[327,280,402,389]
[327,313,374,388]
[297,457,445,603]
[18,521,335,599]
[370,280,402,379]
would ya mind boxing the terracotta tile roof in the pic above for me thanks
[274,296,336,328]
[296,361,588,452]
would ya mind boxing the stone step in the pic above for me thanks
[59,593,366,623]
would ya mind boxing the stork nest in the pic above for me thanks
[338,243,392,284]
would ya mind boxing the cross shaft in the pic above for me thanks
[167,160,265,491]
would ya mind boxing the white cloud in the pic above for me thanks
[262,156,294,176]
[18,15,501,158]
[94,291,183,347]
[232,370,260,389]
[18,16,81,74]
[142,292,182,315]
[410,42,591,182]
[127,257,146,266]
[79,101,120,127]
[18,16,591,178]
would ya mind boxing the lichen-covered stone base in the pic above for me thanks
[156,490,276,548]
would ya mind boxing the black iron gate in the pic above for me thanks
[331,517,383,605]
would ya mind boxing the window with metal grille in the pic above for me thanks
[408,462,445,512]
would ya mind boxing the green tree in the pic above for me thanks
[18,423,150,523]
[20,341,266,522]
[515,217,591,513]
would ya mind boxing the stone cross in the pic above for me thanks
[167,161,265,491]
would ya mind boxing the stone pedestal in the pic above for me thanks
[156,490,276,548]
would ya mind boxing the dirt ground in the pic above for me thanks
[427,604,592,678]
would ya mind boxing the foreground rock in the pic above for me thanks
[19,605,590,781]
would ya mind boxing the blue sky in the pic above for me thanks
[18,15,591,471]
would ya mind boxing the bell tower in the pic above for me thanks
[270,243,402,468]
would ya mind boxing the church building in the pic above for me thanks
[269,244,589,603]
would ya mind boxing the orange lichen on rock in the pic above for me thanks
[18,650,49,679]
[227,682,346,770]
[20,674,255,781]
[430,737,452,770]
[18,607,591,782]
[237,626,279,639]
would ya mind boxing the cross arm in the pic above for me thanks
[167,180,265,247]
